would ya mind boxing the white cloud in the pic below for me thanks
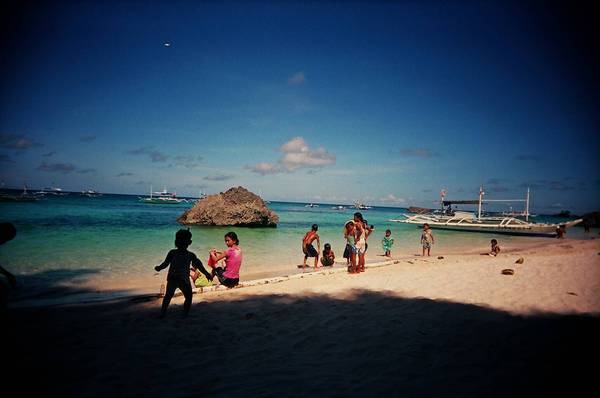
[247,137,335,175]
[288,71,306,85]
[380,194,406,205]
[245,162,282,176]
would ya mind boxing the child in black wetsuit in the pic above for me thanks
[154,229,212,318]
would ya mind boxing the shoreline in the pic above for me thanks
[7,236,599,312]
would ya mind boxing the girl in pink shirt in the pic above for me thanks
[208,231,242,288]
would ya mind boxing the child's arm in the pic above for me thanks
[154,250,174,272]
[210,249,228,263]
[191,254,212,280]
[0,265,16,287]
[331,250,335,259]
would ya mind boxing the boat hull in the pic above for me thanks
[391,217,583,237]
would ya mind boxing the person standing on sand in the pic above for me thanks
[302,224,320,269]
[344,220,357,273]
[353,212,367,272]
[382,229,394,257]
[421,223,434,256]
[155,229,213,318]
[0,222,18,312]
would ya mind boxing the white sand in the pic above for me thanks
[4,238,599,397]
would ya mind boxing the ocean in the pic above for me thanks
[0,192,590,302]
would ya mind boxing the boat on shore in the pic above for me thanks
[392,187,582,237]
[139,187,185,204]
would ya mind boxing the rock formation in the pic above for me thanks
[178,186,278,227]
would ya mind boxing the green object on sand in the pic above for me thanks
[194,274,213,288]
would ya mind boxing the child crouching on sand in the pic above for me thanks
[321,243,335,266]
[208,231,242,288]
[154,229,212,318]
[489,239,500,256]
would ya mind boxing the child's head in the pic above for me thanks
[491,239,498,246]
[423,223,430,230]
[324,243,331,251]
[224,231,239,247]
[385,229,391,236]
[175,228,192,249]
[353,212,364,222]
[311,224,318,231]
[344,220,355,234]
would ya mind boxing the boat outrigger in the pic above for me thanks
[391,187,582,237]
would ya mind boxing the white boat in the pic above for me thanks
[305,203,319,208]
[391,187,582,237]
[140,186,184,204]
[35,186,68,196]
[331,205,346,210]
[81,189,102,197]
[353,201,372,210]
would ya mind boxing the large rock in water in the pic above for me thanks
[178,186,279,227]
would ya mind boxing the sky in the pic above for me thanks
[1,0,598,213]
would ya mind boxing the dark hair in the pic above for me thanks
[385,229,391,234]
[353,212,364,221]
[491,239,498,244]
[324,243,331,250]
[175,228,192,248]
[225,231,239,245]
[311,224,318,231]
[0,222,16,244]
[423,223,429,228]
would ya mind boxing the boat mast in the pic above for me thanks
[478,186,484,219]
[525,187,530,222]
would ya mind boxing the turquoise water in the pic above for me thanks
[0,193,590,298]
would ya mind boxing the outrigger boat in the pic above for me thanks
[391,188,582,237]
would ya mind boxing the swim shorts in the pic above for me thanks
[303,244,318,258]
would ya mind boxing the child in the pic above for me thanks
[208,231,242,288]
[154,229,212,318]
[489,239,501,256]
[382,229,394,257]
[301,224,320,269]
[321,243,335,267]
[344,220,357,273]
[420,223,434,256]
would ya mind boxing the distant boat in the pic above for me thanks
[35,186,68,196]
[353,201,372,210]
[305,203,319,208]
[80,189,103,197]
[391,187,582,237]
[331,205,346,210]
[0,185,39,202]
[140,186,184,204]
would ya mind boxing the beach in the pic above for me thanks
[4,237,599,397]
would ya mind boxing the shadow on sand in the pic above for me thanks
[3,289,599,397]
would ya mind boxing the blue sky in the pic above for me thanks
[1,1,598,213]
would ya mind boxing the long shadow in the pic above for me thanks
[7,268,145,305]
[3,289,598,398]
